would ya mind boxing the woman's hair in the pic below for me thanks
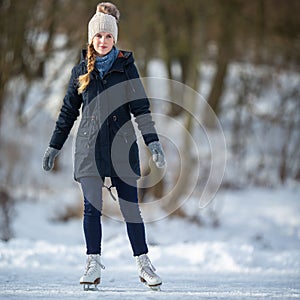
[77,44,97,94]
[77,2,120,94]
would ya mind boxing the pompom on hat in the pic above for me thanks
[88,10,118,44]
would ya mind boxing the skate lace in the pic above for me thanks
[84,256,105,275]
[139,255,157,278]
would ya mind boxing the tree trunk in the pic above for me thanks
[204,1,236,127]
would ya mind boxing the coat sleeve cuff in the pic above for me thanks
[49,143,62,150]
[144,134,159,146]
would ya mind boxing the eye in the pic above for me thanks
[95,33,102,38]
[106,34,113,39]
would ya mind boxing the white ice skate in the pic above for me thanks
[79,254,105,291]
[136,254,162,291]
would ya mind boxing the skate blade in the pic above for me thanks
[83,284,99,291]
[148,284,161,291]
[80,278,100,291]
[139,277,162,291]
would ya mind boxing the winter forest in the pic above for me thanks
[0,1,300,299]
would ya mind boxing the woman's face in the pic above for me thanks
[92,32,114,56]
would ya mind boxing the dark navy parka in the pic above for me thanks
[49,49,158,180]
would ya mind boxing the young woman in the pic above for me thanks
[42,2,165,291]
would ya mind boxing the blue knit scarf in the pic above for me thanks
[95,47,119,78]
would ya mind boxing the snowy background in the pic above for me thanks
[0,58,299,299]
[1,2,300,298]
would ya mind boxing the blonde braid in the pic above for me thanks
[78,44,97,94]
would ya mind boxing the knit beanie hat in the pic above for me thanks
[88,12,118,44]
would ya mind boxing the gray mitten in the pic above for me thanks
[42,147,60,171]
[148,141,166,168]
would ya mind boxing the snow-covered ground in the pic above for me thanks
[0,186,299,299]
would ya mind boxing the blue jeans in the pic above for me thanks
[79,176,148,256]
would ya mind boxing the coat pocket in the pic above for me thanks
[77,115,99,149]
[112,115,136,143]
